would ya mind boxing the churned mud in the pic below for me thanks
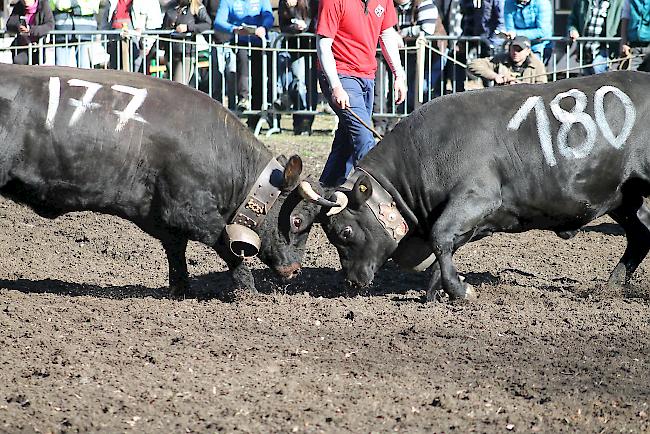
[1,126,649,433]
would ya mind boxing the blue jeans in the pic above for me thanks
[56,45,92,69]
[582,48,609,75]
[319,74,376,187]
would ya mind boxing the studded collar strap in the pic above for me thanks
[230,158,284,231]
[342,168,409,242]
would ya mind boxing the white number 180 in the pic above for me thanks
[506,86,636,167]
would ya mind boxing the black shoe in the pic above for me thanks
[237,97,251,112]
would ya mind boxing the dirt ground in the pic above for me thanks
[1,120,649,433]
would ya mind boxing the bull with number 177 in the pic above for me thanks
[300,71,650,301]
[0,64,328,300]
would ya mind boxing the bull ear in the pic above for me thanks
[282,155,303,191]
[349,174,373,209]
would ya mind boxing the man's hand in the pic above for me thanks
[293,19,307,31]
[620,43,631,57]
[175,23,188,33]
[494,74,517,85]
[255,26,266,40]
[569,29,579,41]
[331,85,350,109]
[394,76,406,104]
[18,25,29,34]
[504,31,516,39]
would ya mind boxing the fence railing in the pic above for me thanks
[0,30,625,135]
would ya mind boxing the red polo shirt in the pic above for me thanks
[317,0,397,78]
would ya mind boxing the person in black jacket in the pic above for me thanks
[435,0,479,93]
[6,0,54,65]
[163,0,211,83]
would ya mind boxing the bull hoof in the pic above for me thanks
[169,285,192,300]
[448,283,477,303]
[426,289,445,302]
[463,283,477,300]
[220,287,259,303]
[607,263,626,288]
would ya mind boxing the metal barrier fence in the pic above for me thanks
[0,30,626,135]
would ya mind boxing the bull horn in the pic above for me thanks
[298,181,339,207]
[326,191,349,216]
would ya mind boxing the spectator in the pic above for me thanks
[374,0,446,134]
[436,0,476,93]
[162,0,211,84]
[503,0,552,63]
[481,0,505,51]
[316,0,406,186]
[100,0,163,72]
[195,0,237,109]
[214,0,274,113]
[50,0,100,68]
[468,34,546,84]
[567,0,624,75]
[277,0,318,135]
[6,0,54,64]
[619,0,650,71]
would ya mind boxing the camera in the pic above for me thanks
[19,16,27,27]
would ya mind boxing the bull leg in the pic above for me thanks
[428,192,501,301]
[214,241,256,302]
[160,235,190,298]
[607,199,650,287]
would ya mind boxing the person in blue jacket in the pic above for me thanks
[214,0,274,112]
[503,0,552,63]
[619,0,650,71]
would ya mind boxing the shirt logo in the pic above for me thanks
[375,4,385,17]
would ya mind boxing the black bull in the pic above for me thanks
[0,64,322,299]
[318,71,650,301]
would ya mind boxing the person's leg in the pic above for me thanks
[55,46,76,67]
[210,46,224,101]
[290,56,307,108]
[638,45,650,72]
[631,45,650,71]
[453,49,466,93]
[250,48,263,110]
[354,77,376,164]
[319,74,376,186]
[236,46,250,107]
[172,56,193,84]
[12,49,28,65]
[107,40,119,70]
[275,52,293,110]
[591,48,609,75]
[290,56,308,134]
[78,42,92,69]
[319,74,353,186]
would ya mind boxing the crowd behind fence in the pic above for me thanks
[0,29,628,136]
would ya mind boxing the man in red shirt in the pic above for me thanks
[317,0,407,186]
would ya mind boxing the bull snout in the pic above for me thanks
[344,278,371,289]
[275,262,301,280]
[341,263,375,289]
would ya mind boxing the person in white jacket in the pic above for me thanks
[100,0,162,71]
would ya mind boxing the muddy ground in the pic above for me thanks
[1,121,649,433]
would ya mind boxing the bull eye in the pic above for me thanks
[291,216,302,230]
[341,226,353,240]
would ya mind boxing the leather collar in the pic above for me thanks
[230,158,284,231]
[341,168,409,243]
